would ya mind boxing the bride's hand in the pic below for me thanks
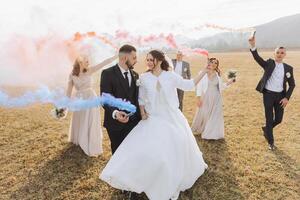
[141,111,148,120]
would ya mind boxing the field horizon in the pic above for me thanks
[1,50,299,200]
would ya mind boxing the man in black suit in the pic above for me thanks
[100,44,141,154]
[249,35,295,150]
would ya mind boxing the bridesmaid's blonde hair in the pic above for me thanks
[72,56,88,76]
[209,58,221,76]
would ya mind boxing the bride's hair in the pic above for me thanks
[148,50,169,71]
[209,57,221,76]
[72,57,87,76]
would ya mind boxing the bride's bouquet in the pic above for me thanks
[227,70,237,82]
[50,107,68,120]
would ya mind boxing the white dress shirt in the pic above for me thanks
[251,47,284,92]
[174,61,183,76]
[118,64,132,86]
[265,62,285,92]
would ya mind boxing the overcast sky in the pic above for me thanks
[1,0,300,38]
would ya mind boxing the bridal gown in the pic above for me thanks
[100,71,207,200]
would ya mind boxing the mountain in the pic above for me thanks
[189,13,300,51]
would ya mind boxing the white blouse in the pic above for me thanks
[139,71,195,111]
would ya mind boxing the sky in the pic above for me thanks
[1,0,300,38]
[0,0,299,87]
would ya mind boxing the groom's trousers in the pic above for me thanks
[107,120,139,154]
[263,89,285,145]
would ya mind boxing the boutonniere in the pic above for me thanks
[286,72,291,78]
[135,79,141,86]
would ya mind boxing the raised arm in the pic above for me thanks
[87,54,118,75]
[173,68,208,91]
[66,75,74,98]
[100,70,118,118]
[249,36,268,69]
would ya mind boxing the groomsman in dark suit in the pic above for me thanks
[249,35,296,150]
[172,51,191,111]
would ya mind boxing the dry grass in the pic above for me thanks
[0,51,299,200]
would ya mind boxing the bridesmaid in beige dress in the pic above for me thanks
[191,58,235,140]
[66,54,117,156]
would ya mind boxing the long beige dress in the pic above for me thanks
[191,75,224,140]
[68,73,103,156]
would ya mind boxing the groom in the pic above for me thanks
[249,35,295,150]
[100,44,141,154]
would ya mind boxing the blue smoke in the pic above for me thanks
[0,86,136,114]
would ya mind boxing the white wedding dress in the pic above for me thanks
[100,71,207,200]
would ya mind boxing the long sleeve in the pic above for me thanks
[100,70,118,118]
[66,74,74,98]
[196,81,203,97]
[286,68,296,100]
[173,72,195,91]
[218,76,229,91]
[138,76,147,106]
[87,56,117,75]
[196,74,208,96]
[250,48,268,69]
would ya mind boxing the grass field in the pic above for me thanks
[0,51,299,200]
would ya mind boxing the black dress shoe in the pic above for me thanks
[261,127,268,142]
[268,144,276,151]
[128,192,139,200]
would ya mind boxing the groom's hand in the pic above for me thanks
[280,98,289,108]
[116,111,129,123]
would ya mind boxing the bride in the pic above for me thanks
[100,50,208,200]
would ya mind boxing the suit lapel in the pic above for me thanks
[113,65,130,93]
[266,60,276,79]
[173,60,177,70]
[129,69,137,89]
[283,63,288,82]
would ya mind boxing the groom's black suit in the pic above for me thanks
[101,64,141,154]
[250,49,295,145]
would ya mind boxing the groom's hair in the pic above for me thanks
[119,44,136,54]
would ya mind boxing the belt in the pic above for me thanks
[263,89,283,94]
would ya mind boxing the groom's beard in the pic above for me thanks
[126,61,136,69]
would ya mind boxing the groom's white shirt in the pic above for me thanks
[139,71,195,111]
[118,64,132,86]
[174,61,183,76]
